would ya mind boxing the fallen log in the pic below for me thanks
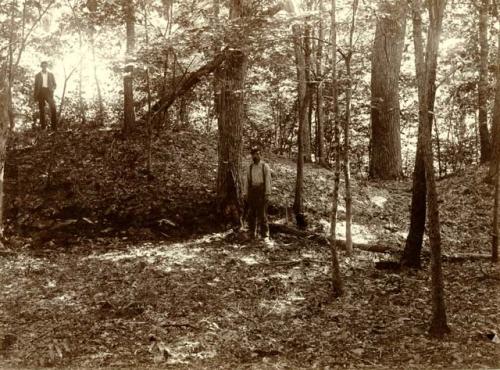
[269,223,398,253]
[269,223,492,262]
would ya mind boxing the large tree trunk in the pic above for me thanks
[316,0,326,166]
[216,0,246,224]
[329,0,343,297]
[401,0,442,268]
[123,0,135,136]
[369,0,406,180]
[212,0,221,122]
[292,23,309,226]
[0,74,9,237]
[490,20,500,180]
[341,0,358,255]
[493,159,500,263]
[478,0,492,163]
[303,24,313,163]
[411,0,450,337]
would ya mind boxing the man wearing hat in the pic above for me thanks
[34,61,57,130]
[246,146,272,240]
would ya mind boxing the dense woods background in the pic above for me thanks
[0,0,499,367]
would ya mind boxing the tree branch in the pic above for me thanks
[152,48,228,117]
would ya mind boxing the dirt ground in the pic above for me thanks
[1,131,499,368]
[0,227,498,368]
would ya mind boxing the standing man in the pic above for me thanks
[246,146,272,240]
[34,61,57,130]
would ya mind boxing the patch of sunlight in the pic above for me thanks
[370,195,387,208]
[286,291,305,302]
[239,254,266,265]
[301,250,323,260]
[395,230,408,240]
[51,293,77,306]
[259,292,304,315]
[190,231,231,244]
[8,255,48,272]
[269,269,302,283]
[87,244,204,273]
[335,221,377,244]
[166,339,216,365]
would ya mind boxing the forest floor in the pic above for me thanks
[0,128,499,368]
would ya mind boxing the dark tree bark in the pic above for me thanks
[216,0,247,224]
[340,0,359,255]
[329,0,343,297]
[369,0,406,180]
[478,0,492,163]
[411,0,450,337]
[292,23,309,226]
[303,23,313,163]
[401,0,443,268]
[123,0,136,136]
[493,159,500,263]
[0,74,9,237]
[490,20,500,180]
[316,0,326,165]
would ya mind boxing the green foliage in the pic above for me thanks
[0,0,496,175]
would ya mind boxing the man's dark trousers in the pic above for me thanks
[38,87,57,130]
[248,184,269,238]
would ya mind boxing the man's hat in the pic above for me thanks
[250,145,261,154]
[40,61,48,67]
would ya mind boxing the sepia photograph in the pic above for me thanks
[0,0,499,368]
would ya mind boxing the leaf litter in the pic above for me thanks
[0,130,498,368]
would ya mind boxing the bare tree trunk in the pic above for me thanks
[316,0,326,165]
[341,0,358,255]
[494,159,500,263]
[490,18,500,180]
[0,74,9,237]
[412,0,450,337]
[369,0,406,180]
[292,23,309,228]
[212,0,221,122]
[329,0,343,297]
[123,0,136,136]
[478,0,492,163]
[303,23,312,163]
[401,0,444,268]
[144,4,152,173]
[7,0,16,130]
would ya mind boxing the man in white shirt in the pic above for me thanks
[34,61,57,130]
[246,146,272,240]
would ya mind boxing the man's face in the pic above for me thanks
[41,63,48,72]
[252,151,261,164]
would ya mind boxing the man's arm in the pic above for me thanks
[50,73,56,90]
[245,164,252,197]
[264,163,272,195]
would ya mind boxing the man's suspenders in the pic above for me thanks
[249,163,266,190]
